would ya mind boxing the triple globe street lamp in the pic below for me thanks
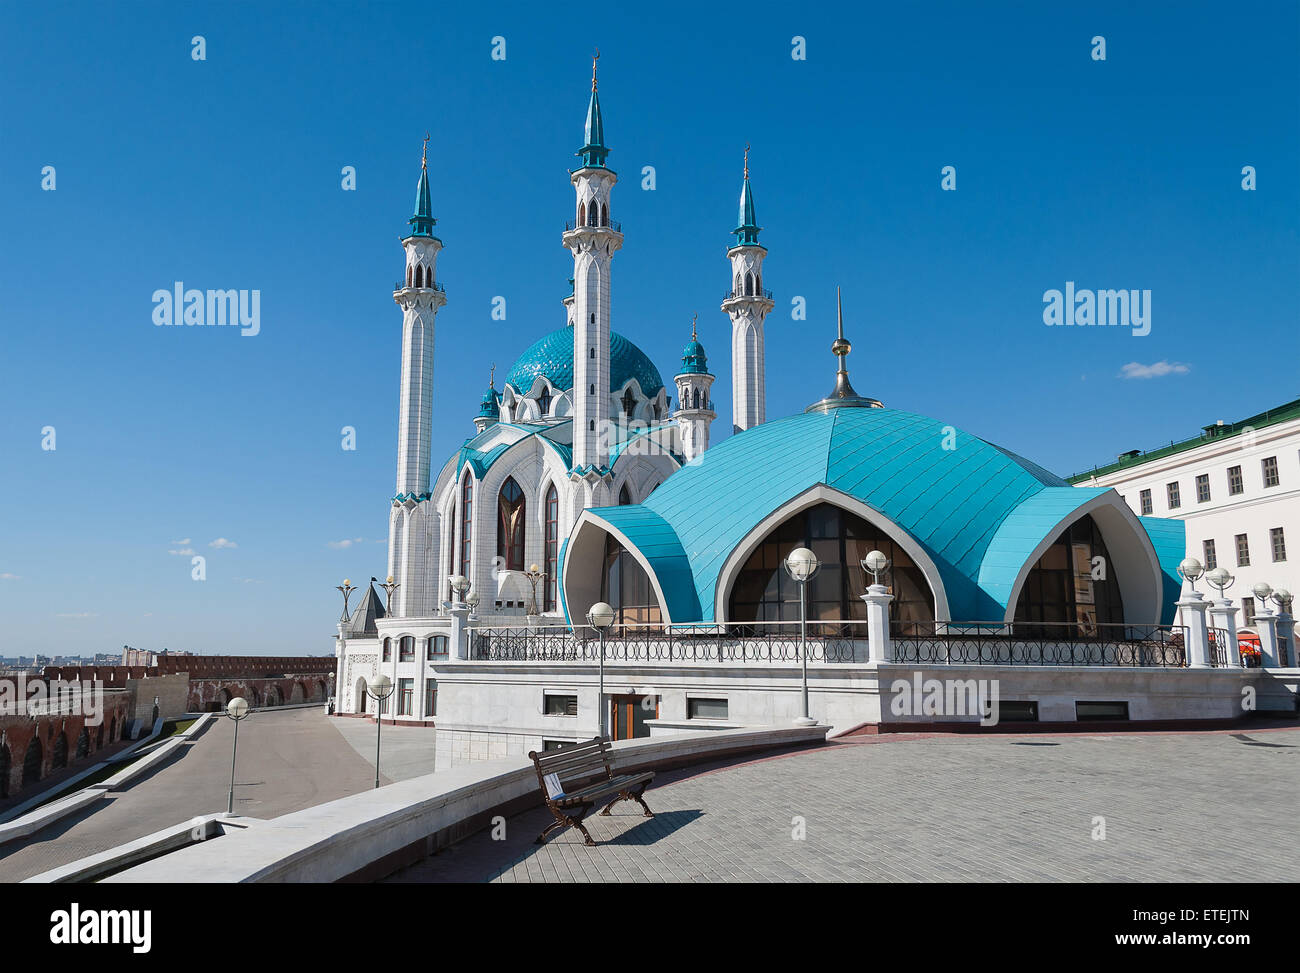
[366,674,395,789]
[224,696,251,815]
[586,602,616,738]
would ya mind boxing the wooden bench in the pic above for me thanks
[527,737,655,846]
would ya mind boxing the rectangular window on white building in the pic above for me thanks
[1139,489,1152,515]
[397,678,413,716]
[424,678,437,717]
[1228,465,1244,495]
[1166,482,1180,509]
[544,693,578,716]
[688,697,729,720]
[1236,533,1250,567]
[1271,527,1287,562]
[1262,456,1279,488]
[1242,597,1256,625]
[1202,539,1217,570]
[1195,474,1211,503]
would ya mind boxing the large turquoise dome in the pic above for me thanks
[503,327,664,398]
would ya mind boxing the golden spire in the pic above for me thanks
[743,143,750,180]
[691,313,698,340]
[421,131,430,170]
[489,362,496,387]
[592,48,600,91]
[833,286,850,366]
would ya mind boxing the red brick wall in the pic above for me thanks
[0,688,132,800]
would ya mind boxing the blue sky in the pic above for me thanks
[2,0,1296,657]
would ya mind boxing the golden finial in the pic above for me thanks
[832,286,851,364]
[421,131,430,170]
[592,48,600,91]
[743,143,750,180]
[489,362,496,387]
[691,313,698,340]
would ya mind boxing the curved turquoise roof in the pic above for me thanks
[679,336,709,375]
[503,327,664,398]
[584,407,1146,623]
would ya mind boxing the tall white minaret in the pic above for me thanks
[388,136,446,617]
[564,52,622,473]
[721,145,774,435]
[672,315,716,463]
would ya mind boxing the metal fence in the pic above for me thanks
[466,619,1237,668]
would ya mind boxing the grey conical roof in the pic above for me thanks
[344,582,386,637]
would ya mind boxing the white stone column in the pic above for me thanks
[1177,594,1212,668]
[861,585,893,664]
[1207,599,1241,668]
[449,605,471,660]
[334,629,346,711]
[1254,609,1280,668]
[1276,610,1296,668]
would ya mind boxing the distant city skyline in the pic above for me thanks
[2,1,1295,654]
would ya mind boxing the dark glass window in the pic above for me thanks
[1242,596,1256,625]
[537,388,552,417]
[622,388,636,417]
[426,636,448,660]
[1271,527,1286,562]
[382,637,391,662]
[602,535,662,627]
[397,678,413,716]
[1139,490,1152,515]
[544,694,578,716]
[1236,533,1250,567]
[618,484,632,505]
[1263,456,1279,488]
[1196,474,1211,503]
[424,678,437,717]
[459,474,473,578]
[1013,514,1125,637]
[726,503,935,629]
[1166,482,1180,510]
[688,698,729,720]
[1202,539,1217,570]
[1228,465,1244,495]
[399,636,415,662]
[497,477,526,571]
[543,486,559,612]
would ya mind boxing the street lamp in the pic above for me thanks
[449,574,470,606]
[378,575,400,614]
[861,549,889,586]
[366,674,395,789]
[466,589,481,618]
[586,602,616,738]
[1178,557,1205,592]
[225,696,250,815]
[1272,587,1292,611]
[1253,581,1274,606]
[784,547,821,726]
[336,578,356,622]
[523,563,545,616]
[1206,567,1235,599]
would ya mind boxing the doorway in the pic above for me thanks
[610,694,658,741]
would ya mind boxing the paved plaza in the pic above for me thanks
[389,726,1300,883]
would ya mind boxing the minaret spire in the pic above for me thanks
[722,144,773,434]
[806,287,883,413]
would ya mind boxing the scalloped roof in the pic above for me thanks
[503,327,664,398]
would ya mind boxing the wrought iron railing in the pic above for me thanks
[468,621,861,663]
[563,219,622,233]
[394,280,446,293]
[889,621,1204,667]
[723,287,774,302]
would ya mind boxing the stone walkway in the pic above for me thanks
[388,726,1300,883]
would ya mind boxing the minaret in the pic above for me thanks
[474,364,500,433]
[721,145,774,435]
[388,135,447,617]
[673,315,716,463]
[563,51,623,474]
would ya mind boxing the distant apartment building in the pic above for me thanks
[1069,398,1299,634]
[120,645,157,667]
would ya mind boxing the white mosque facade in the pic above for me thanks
[333,68,1298,764]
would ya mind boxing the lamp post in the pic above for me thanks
[466,589,480,619]
[449,574,470,606]
[336,578,356,623]
[523,564,545,616]
[859,549,892,663]
[1271,587,1293,666]
[366,674,395,789]
[225,696,250,815]
[783,547,821,726]
[1178,556,1205,593]
[586,602,616,738]
[378,575,400,614]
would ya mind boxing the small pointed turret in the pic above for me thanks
[732,144,761,247]
[805,288,884,413]
[407,133,438,239]
[577,50,610,169]
[674,314,716,462]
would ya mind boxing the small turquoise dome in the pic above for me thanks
[680,336,709,375]
[478,385,500,418]
[503,327,664,398]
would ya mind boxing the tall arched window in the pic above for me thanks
[745,272,755,296]
[1013,514,1125,637]
[602,535,661,627]
[587,201,597,226]
[601,201,609,226]
[544,485,559,612]
[734,272,742,296]
[618,484,632,505]
[406,266,413,287]
[382,637,392,662]
[459,474,474,579]
[622,388,636,417]
[578,201,586,226]
[497,477,526,570]
[537,388,552,417]
[727,502,936,627]
[416,265,424,287]
[693,388,701,409]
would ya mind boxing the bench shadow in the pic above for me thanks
[603,808,703,846]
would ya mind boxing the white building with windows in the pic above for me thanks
[1068,398,1299,641]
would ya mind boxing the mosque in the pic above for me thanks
[332,61,1296,761]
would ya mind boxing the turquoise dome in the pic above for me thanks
[679,336,709,375]
[503,327,664,398]
[478,385,500,418]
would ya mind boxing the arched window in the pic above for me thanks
[537,388,552,417]
[756,274,762,293]
[602,535,662,627]
[734,273,742,296]
[399,636,415,662]
[426,635,448,660]
[497,477,526,571]
[693,388,701,410]
[459,474,473,579]
[578,202,586,226]
[544,485,559,612]
[727,502,936,627]
[382,637,392,662]
[745,272,755,296]
[52,733,67,769]
[1013,513,1125,637]
[618,484,632,505]
[622,388,636,417]
[588,201,598,226]
[601,202,609,226]
[406,266,413,287]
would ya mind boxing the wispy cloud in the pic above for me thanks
[328,537,365,549]
[170,538,191,545]
[0,572,20,581]
[56,612,98,619]
[209,538,238,549]
[233,577,263,584]
[1119,360,1190,380]
[168,547,196,556]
